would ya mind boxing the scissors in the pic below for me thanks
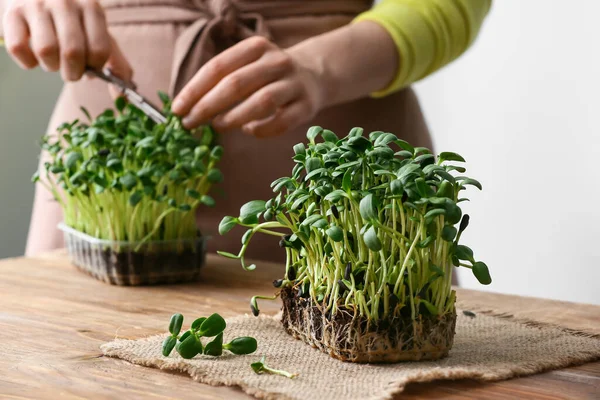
[0,37,166,124]
[85,67,167,124]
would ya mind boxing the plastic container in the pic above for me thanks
[59,223,206,286]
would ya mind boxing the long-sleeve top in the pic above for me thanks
[355,0,492,97]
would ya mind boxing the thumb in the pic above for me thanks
[105,36,134,99]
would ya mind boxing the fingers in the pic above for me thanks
[27,3,60,71]
[172,36,273,116]
[2,8,38,69]
[3,0,117,82]
[182,52,293,128]
[106,36,134,99]
[51,1,86,81]
[243,101,312,139]
[212,80,301,133]
[81,0,111,69]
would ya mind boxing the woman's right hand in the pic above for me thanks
[2,0,132,82]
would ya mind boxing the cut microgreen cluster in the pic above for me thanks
[219,127,491,322]
[251,356,298,379]
[162,313,258,359]
[33,93,223,247]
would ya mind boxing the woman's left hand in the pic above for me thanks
[171,36,324,138]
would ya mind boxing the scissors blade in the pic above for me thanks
[85,67,167,124]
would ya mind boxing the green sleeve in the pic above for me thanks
[354,0,492,97]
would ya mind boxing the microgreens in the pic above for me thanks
[219,126,491,322]
[33,93,223,247]
[251,356,298,379]
[162,313,258,359]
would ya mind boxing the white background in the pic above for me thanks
[414,1,600,304]
[0,0,598,304]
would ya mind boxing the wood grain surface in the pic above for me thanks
[0,250,598,399]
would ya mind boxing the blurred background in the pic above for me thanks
[0,1,598,305]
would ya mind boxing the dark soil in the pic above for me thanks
[280,287,457,363]
[68,236,206,286]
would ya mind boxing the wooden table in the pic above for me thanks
[1,251,599,399]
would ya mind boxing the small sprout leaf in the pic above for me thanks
[168,313,184,335]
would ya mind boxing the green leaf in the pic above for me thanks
[395,139,414,154]
[290,194,310,210]
[307,126,323,142]
[424,208,446,223]
[390,179,403,196]
[207,169,223,183]
[326,226,344,242]
[415,178,434,198]
[364,225,382,251]
[359,194,378,221]
[115,96,126,112]
[397,163,420,183]
[186,188,200,199]
[200,195,215,207]
[444,202,462,224]
[240,200,266,222]
[374,132,397,146]
[415,153,435,167]
[435,169,456,184]
[168,313,184,336]
[348,127,364,137]
[210,145,224,161]
[347,135,371,152]
[203,332,223,356]
[301,214,323,227]
[198,313,226,337]
[473,261,492,285]
[441,225,457,242]
[305,157,321,173]
[136,136,155,149]
[219,216,238,235]
[191,317,207,330]
[65,152,83,170]
[321,129,338,143]
[179,331,192,342]
[176,334,202,359]
[120,173,137,190]
[217,251,240,259]
[439,151,466,163]
[459,178,483,190]
[436,181,454,199]
[455,245,474,261]
[304,167,327,181]
[223,337,258,355]
[162,336,177,357]
[293,143,305,155]
[324,190,346,203]
[179,204,192,212]
[129,191,143,207]
[394,150,413,159]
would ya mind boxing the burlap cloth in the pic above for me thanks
[101,307,600,400]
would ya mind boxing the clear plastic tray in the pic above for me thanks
[59,223,206,286]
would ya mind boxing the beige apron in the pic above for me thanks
[30,0,433,264]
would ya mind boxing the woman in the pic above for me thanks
[1,0,491,261]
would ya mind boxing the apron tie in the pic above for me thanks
[170,0,272,95]
[102,0,372,96]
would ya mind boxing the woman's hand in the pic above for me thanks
[172,21,399,138]
[2,0,131,82]
[171,36,325,138]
